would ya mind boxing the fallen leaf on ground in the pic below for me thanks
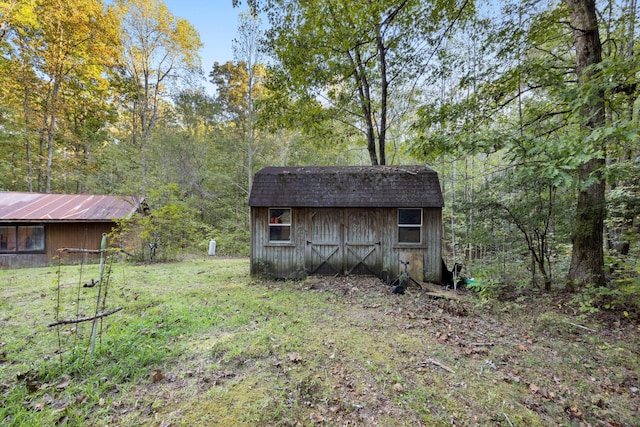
[150,370,164,383]
[310,413,325,423]
[55,375,70,390]
[566,406,582,417]
[288,352,302,363]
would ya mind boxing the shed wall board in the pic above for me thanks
[305,208,343,275]
[250,206,442,282]
[251,207,305,278]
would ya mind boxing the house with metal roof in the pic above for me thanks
[248,165,444,281]
[0,192,144,268]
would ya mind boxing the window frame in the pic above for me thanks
[0,224,46,254]
[397,208,423,245]
[268,208,292,243]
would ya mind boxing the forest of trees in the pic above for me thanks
[1,0,638,308]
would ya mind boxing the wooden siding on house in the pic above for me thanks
[47,222,118,265]
[0,192,143,269]
[0,222,118,269]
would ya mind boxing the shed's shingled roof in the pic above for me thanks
[249,166,444,208]
[0,192,144,222]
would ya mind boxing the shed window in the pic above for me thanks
[269,208,291,242]
[398,209,422,244]
[0,225,45,253]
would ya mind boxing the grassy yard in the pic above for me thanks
[1,257,638,426]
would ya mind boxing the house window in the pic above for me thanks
[269,208,291,242]
[0,225,45,253]
[398,209,422,244]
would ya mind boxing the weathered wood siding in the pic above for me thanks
[250,207,442,282]
[344,208,382,275]
[251,207,305,278]
[0,222,117,269]
[384,207,441,282]
[306,208,343,275]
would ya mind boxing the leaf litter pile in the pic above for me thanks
[1,266,639,426]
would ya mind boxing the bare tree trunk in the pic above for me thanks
[23,87,33,192]
[606,0,637,256]
[44,78,61,194]
[625,0,636,57]
[234,13,263,194]
[351,47,378,165]
[37,133,45,192]
[565,0,606,288]
[375,24,387,166]
[46,123,53,193]
[245,59,256,195]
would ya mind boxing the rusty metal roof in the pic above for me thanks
[249,165,444,208]
[0,192,144,222]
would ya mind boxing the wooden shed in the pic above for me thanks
[248,166,444,281]
[0,192,144,269]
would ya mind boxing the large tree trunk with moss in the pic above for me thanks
[565,0,606,288]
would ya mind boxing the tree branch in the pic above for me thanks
[48,307,123,327]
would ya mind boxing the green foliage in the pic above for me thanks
[0,106,26,190]
[135,184,200,261]
[606,184,640,232]
[260,0,476,164]
[1,0,122,193]
[200,224,250,257]
[464,277,487,295]
[465,262,517,301]
[411,0,639,291]
[1,0,638,274]
[572,277,640,321]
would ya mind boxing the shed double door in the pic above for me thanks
[306,208,382,276]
